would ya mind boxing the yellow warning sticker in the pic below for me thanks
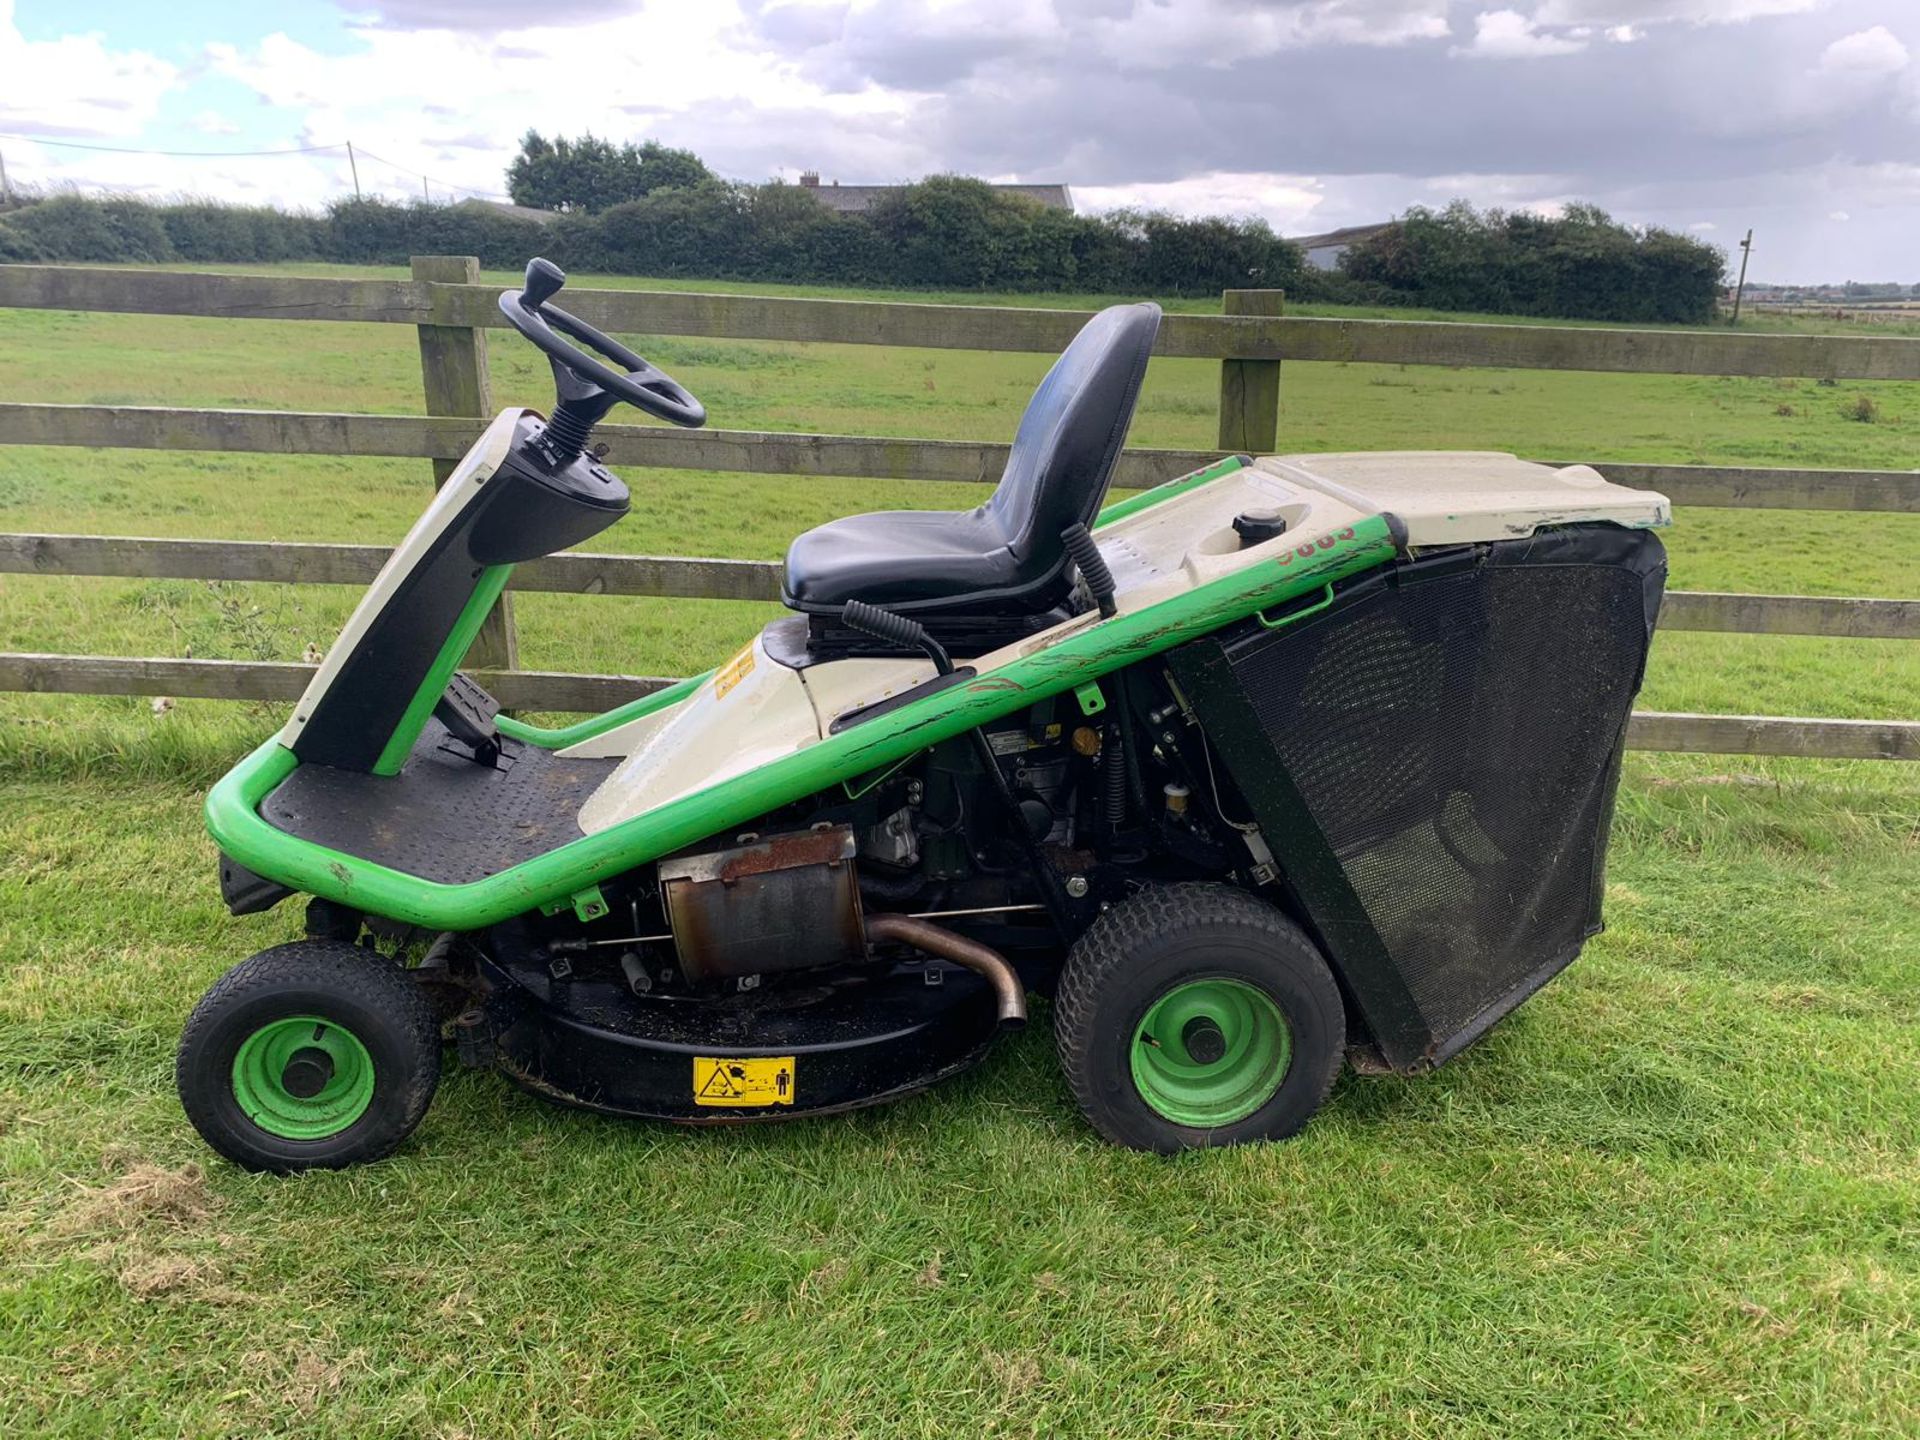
[693,1055,795,1107]
[713,644,756,700]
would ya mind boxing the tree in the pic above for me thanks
[865,176,1038,287]
[634,141,712,197]
[506,131,713,213]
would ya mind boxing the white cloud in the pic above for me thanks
[1075,171,1327,231]
[1532,2,1823,24]
[195,2,920,205]
[1817,26,1909,78]
[1418,170,1571,198]
[6,0,1917,280]
[1689,219,1716,230]
[207,12,815,119]
[1085,0,1450,69]
[847,0,1065,53]
[1453,10,1589,59]
[0,0,178,139]
[1829,209,1849,221]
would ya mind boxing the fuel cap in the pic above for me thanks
[1232,507,1289,545]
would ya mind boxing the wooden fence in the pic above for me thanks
[0,258,1915,762]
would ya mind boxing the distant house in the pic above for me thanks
[1290,223,1391,271]
[795,170,1073,214]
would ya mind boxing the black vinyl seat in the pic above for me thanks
[782,302,1162,621]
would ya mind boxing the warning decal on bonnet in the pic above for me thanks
[713,644,757,700]
[693,1055,795,1107]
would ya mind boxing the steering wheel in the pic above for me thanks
[497,258,706,429]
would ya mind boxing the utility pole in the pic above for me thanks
[0,148,12,206]
[346,141,362,200]
[1729,228,1754,325]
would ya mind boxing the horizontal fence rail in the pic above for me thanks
[2,652,1913,762]
[1529,459,1920,514]
[0,534,784,602]
[0,653,658,715]
[6,265,1920,378]
[6,533,1920,639]
[2,403,1917,512]
[1623,714,1919,762]
[0,402,1215,492]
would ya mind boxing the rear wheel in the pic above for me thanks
[1054,884,1344,1152]
[177,941,441,1173]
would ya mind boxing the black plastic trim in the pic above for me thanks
[828,669,978,734]
[219,854,293,915]
[292,418,629,772]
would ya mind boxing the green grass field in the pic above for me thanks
[1,266,1917,1437]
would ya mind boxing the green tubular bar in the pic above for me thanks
[207,516,1394,932]
[373,564,513,776]
[494,669,714,749]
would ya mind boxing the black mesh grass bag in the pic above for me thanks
[1167,525,1666,1071]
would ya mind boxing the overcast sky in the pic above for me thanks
[2,0,1916,282]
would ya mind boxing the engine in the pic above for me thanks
[503,667,1266,1011]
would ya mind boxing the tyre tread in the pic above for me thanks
[177,941,440,1171]
[1054,883,1344,1150]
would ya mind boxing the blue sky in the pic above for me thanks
[3,0,1917,281]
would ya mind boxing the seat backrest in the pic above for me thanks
[987,302,1162,565]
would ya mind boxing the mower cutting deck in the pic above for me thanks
[177,258,1668,1172]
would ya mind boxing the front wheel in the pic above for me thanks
[1054,884,1345,1152]
[176,941,441,1173]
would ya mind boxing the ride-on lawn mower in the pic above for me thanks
[178,259,1670,1171]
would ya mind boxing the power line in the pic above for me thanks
[0,132,346,157]
[0,130,513,203]
[351,146,512,202]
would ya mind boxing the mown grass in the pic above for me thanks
[1,265,1917,1437]
[1,751,1915,1437]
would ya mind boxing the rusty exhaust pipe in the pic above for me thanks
[864,914,1027,1030]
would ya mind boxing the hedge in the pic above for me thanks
[1340,202,1725,324]
[0,184,1299,298]
[0,189,1723,321]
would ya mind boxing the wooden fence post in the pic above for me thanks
[1217,289,1285,455]
[411,254,517,670]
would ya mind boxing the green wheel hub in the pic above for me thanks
[1131,978,1292,1127]
[231,1016,376,1140]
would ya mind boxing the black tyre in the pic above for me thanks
[1054,884,1344,1152]
[176,941,441,1173]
